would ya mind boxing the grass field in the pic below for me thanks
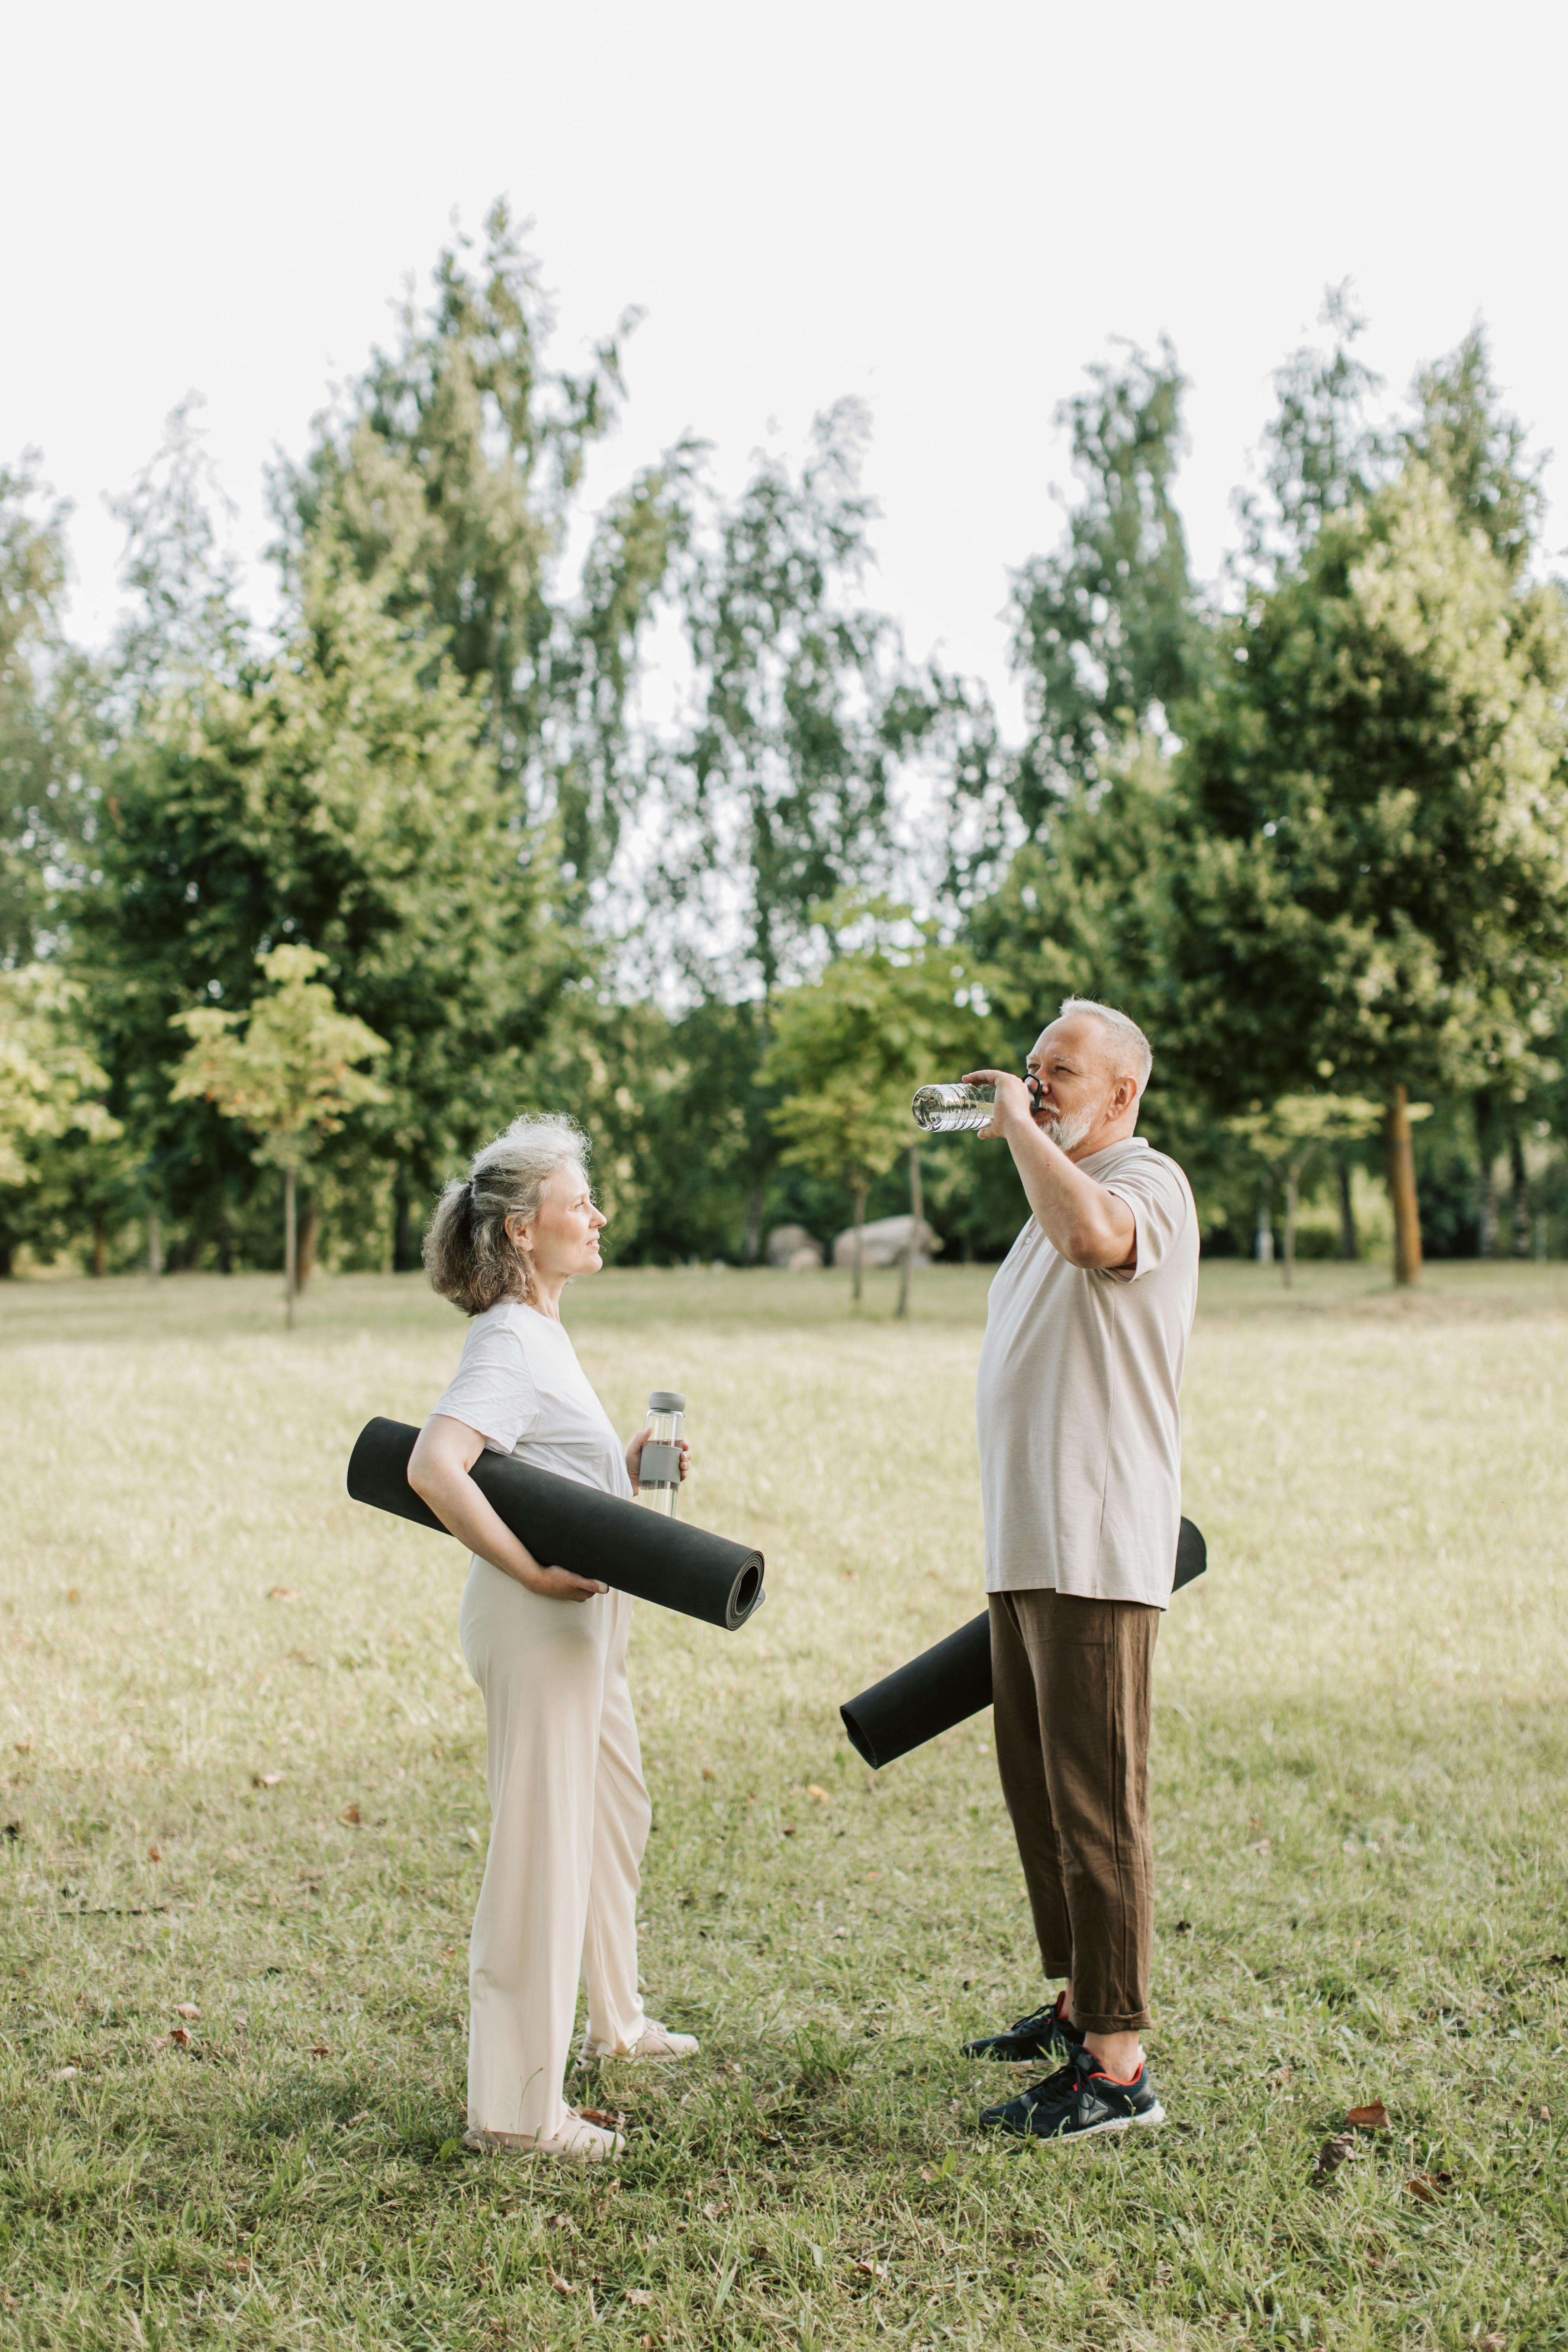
[3,1259,1567,2351]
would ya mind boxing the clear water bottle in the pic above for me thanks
[911,1083,995,1134]
[639,1390,686,1517]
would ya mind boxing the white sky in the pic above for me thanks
[5,0,1565,738]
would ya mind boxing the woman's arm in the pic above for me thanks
[407,1414,608,1603]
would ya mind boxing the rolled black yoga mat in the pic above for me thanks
[347,1417,764,1631]
[840,1517,1208,1769]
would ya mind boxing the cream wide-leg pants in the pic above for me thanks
[458,1557,651,2142]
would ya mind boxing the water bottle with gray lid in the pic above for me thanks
[911,1082,995,1134]
[639,1390,686,1517]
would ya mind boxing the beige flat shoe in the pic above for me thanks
[463,2109,624,2162]
[582,2018,699,2064]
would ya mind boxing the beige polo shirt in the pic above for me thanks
[975,1135,1198,1605]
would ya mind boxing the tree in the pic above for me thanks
[0,967,121,1275]
[760,903,998,1307]
[1172,459,1568,1284]
[273,202,690,901]
[1006,340,1209,837]
[1224,1094,1386,1284]
[81,472,572,1270]
[1,460,99,970]
[170,946,388,1324]
[659,405,931,1000]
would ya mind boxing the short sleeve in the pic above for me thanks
[430,1315,539,1453]
[1103,1156,1191,1282]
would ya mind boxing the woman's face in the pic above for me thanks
[510,1160,607,1280]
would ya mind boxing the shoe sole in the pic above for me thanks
[982,2101,1166,2142]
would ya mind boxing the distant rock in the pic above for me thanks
[766,1224,825,1269]
[832,1213,940,1269]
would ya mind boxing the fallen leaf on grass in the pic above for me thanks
[252,1773,283,1789]
[147,1844,161,1862]
[1313,2132,1357,2185]
[1346,2100,1390,2132]
[268,1587,301,1601]
[548,2272,574,2296]
[1406,2171,1453,2202]
[806,1785,831,1804]
[579,2107,625,2131]
[627,2289,653,2306]
[854,2257,890,2278]
[174,2003,200,2020]
[169,2026,192,2048]
[307,2042,329,2058]
[55,2065,78,2080]
[341,1805,362,1826]
[700,1768,715,1782]
[1479,2337,1506,2351]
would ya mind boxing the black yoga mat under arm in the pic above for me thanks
[347,1417,764,1631]
[839,1517,1207,1768]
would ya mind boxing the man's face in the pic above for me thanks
[1025,1018,1118,1155]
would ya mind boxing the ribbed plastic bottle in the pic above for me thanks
[910,1083,995,1134]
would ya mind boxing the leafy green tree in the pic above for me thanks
[1005,341,1209,837]
[1172,458,1568,1284]
[0,967,121,1275]
[661,405,932,999]
[171,946,387,1323]
[1225,1094,1386,1283]
[0,461,100,969]
[761,903,998,1306]
[1236,286,1388,577]
[274,203,690,899]
[82,479,570,1269]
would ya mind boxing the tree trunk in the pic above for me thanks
[91,1215,107,1279]
[851,1183,867,1305]
[1282,1165,1300,1287]
[1474,1090,1497,1259]
[1254,1177,1274,1264]
[1387,1085,1422,1287]
[148,1211,162,1283]
[284,1163,297,1330]
[217,1213,233,1276]
[1510,1122,1530,1258]
[896,1146,924,1321]
[1337,1156,1358,1261]
[741,1179,767,1268]
[392,1170,417,1274]
[297,1196,319,1292]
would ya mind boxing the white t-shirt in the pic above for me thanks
[975,1135,1198,1606]
[431,1301,632,1500]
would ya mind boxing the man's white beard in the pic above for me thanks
[1037,1098,1103,1154]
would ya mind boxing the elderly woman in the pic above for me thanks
[408,1113,697,2163]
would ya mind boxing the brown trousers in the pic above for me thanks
[990,1589,1159,2035]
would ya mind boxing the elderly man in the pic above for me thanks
[960,997,1197,2142]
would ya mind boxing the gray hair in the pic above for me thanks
[1057,997,1153,1097]
[422,1113,589,1316]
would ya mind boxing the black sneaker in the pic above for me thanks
[979,2043,1165,2141]
[962,1991,1083,2064]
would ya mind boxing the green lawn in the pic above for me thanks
[3,1260,1566,2350]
